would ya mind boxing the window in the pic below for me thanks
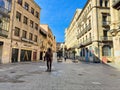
[17,0,22,6]
[105,0,108,7]
[34,35,37,42]
[22,30,27,38]
[103,30,108,37]
[35,23,38,30]
[23,16,28,25]
[100,0,103,7]
[35,11,39,18]
[31,7,34,15]
[30,20,34,28]
[102,15,107,25]
[24,2,29,11]
[29,33,33,40]
[16,11,21,22]
[102,45,111,56]
[14,27,20,36]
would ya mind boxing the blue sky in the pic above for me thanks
[35,0,87,42]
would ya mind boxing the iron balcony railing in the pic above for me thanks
[100,36,113,41]
[0,28,8,37]
[80,38,92,46]
[102,21,110,27]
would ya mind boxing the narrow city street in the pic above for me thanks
[0,59,120,90]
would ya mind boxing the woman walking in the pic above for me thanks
[45,48,53,72]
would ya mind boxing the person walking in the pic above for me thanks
[45,48,53,72]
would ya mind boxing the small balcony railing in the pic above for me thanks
[100,37,113,41]
[0,28,8,37]
[102,21,110,27]
[79,38,92,47]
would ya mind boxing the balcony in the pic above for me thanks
[79,38,92,48]
[0,28,8,37]
[113,0,120,10]
[86,24,91,31]
[0,6,10,17]
[100,36,113,41]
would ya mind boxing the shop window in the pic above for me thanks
[102,45,111,56]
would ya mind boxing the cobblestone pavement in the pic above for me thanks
[0,59,120,90]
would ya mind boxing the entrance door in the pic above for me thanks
[40,52,43,60]
[33,52,37,61]
[20,50,32,62]
[12,48,19,63]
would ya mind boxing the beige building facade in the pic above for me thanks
[110,0,120,64]
[65,0,114,63]
[40,24,56,53]
[77,0,113,63]
[65,9,81,59]
[9,0,41,63]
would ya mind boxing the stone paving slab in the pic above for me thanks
[0,60,120,90]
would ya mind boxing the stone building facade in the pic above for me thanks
[0,0,56,63]
[77,0,113,63]
[110,0,120,64]
[65,9,81,59]
[9,0,41,63]
[65,0,113,63]
[40,24,56,53]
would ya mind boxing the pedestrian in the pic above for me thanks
[45,48,53,72]
[64,56,66,61]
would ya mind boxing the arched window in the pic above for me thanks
[102,45,111,56]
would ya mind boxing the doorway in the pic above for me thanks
[12,48,19,63]
[40,51,43,60]
[20,50,32,62]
